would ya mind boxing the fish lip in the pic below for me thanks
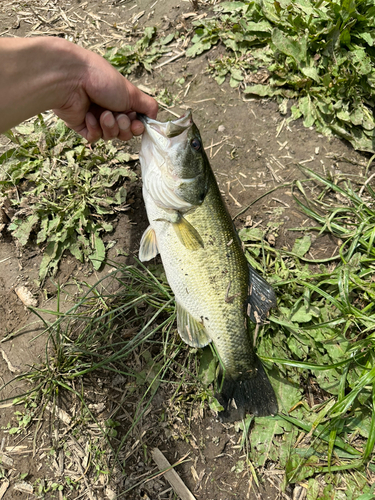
[138,111,193,138]
[137,113,148,125]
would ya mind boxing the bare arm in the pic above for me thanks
[0,37,158,142]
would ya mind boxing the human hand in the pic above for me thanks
[52,42,158,143]
[0,37,158,142]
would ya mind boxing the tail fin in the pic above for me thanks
[216,357,278,422]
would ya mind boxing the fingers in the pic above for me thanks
[90,111,144,142]
[86,112,103,143]
[85,110,147,143]
[125,80,159,119]
[130,119,145,137]
[101,111,120,141]
[100,111,135,142]
[116,114,134,141]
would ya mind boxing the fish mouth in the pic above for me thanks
[138,111,193,138]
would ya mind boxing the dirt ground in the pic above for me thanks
[0,1,371,499]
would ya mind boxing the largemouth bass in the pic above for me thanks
[138,111,278,422]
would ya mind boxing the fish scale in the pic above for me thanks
[138,111,278,421]
[144,173,255,377]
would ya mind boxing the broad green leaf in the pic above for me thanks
[285,453,319,483]
[292,235,312,257]
[198,347,217,385]
[272,28,307,64]
[186,42,212,57]
[239,227,264,241]
[39,241,58,280]
[314,368,340,395]
[250,417,286,467]
[160,33,174,45]
[14,123,35,135]
[114,186,127,205]
[69,241,83,262]
[229,76,242,87]
[356,492,375,500]
[301,66,320,83]
[215,75,226,85]
[215,2,249,13]
[299,96,316,128]
[270,371,302,412]
[244,84,280,97]
[11,214,39,246]
[230,68,243,81]
[115,152,132,163]
[306,478,320,500]
[357,32,374,46]
[319,484,334,500]
[290,305,313,323]
[89,232,106,270]
[243,21,272,34]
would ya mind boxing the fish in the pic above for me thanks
[138,111,278,422]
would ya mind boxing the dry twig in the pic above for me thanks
[151,448,196,500]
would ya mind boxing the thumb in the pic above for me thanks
[125,80,158,119]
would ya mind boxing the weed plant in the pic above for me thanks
[1,11,375,495]
[0,117,136,280]
[2,171,375,497]
[104,27,175,75]
[187,0,375,153]
[236,169,375,498]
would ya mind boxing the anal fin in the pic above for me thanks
[176,302,211,347]
[139,226,159,262]
[247,265,277,323]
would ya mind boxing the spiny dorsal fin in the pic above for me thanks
[172,216,204,251]
[139,225,159,262]
[247,265,276,324]
[176,302,211,347]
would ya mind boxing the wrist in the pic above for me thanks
[29,37,88,110]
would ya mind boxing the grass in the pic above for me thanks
[2,171,375,498]
[0,260,186,496]
[241,169,375,498]
[1,8,375,500]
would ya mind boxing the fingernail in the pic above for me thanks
[131,121,144,136]
[117,114,131,131]
[86,112,97,127]
[103,111,115,128]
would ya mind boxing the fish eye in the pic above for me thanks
[191,138,201,151]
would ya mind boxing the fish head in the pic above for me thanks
[139,111,210,211]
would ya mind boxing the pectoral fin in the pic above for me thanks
[176,302,211,347]
[247,265,277,323]
[139,226,159,262]
[173,216,204,251]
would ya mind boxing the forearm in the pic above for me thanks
[0,37,85,133]
[0,36,158,142]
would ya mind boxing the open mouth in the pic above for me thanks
[138,111,193,138]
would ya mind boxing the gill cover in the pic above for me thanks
[138,111,210,212]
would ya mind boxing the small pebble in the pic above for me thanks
[218,125,226,133]
[15,285,38,307]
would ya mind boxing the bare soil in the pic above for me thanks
[0,1,371,499]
